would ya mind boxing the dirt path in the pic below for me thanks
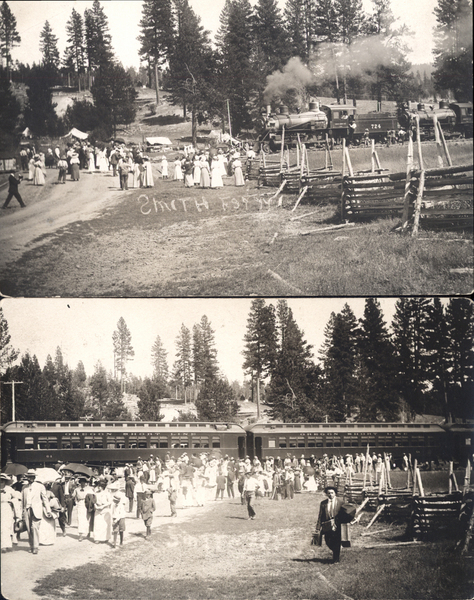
[0,168,127,274]
[1,491,216,600]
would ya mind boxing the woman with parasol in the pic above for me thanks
[1,473,18,552]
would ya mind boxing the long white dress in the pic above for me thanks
[97,150,109,172]
[39,492,56,546]
[33,160,45,185]
[193,159,201,185]
[1,485,16,549]
[233,159,245,186]
[73,485,92,536]
[94,489,112,542]
[143,161,154,187]
[173,159,183,181]
[161,158,168,178]
[210,158,223,188]
[131,162,142,188]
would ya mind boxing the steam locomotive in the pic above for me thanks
[260,101,399,150]
[398,101,473,139]
[260,100,473,150]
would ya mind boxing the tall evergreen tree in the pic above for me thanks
[151,334,169,382]
[63,8,85,89]
[9,353,48,421]
[198,315,219,384]
[89,361,110,418]
[91,63,137,138]
[0,305,18,375]
[112,317,135,392]
[391,298,431,420]
[357,298,399,421]
[432,0,473,101]
[266,300,316,421]
[137,377,166,420]
[84,0,114,72]
[23,65,61,137]
[138,0,174,101]
[172,324,193,401]
[0,1,20,74]
[195,377,239,421]
[39,20,60,71]
[0,67,21,140]
[320,303,358,421]
[284,0,316,61]
[242,299,278,418]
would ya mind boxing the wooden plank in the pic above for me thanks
[412,164,473,177]
[412,170,426,236]
[291,186,308,212]
[423,175,473,187]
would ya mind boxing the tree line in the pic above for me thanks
[0,0,472,148]
[1,298,472,426]
[242,298,473,424]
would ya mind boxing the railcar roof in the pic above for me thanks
[247,422,446,434]
[2,421,246,433]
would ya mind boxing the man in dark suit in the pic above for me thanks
[51,476,67,536]
[316,485,343,563]
[62,475,77,526]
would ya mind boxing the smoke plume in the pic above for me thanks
[264,57,316,104]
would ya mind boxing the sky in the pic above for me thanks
[7,0,438,71]
[1,298,400,384]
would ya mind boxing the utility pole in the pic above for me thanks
[1,381,23,421]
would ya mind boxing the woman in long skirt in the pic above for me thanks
[143,157,154,188]
[73,477,92,542]
[210,157,223,188]
[70,153,80,181]
[1,474,17,552]
[94,481,112,544]
[193,156,201,185]
[97,149,109,172]
[173,157,183,181]
[184,159,194,187]
[200,157,210,188]
[131,160,142,188]
[33,156,45,185]
[88,148,96,173]
[161,156,168,179]
[27,157,35,181]
[232,158,245,186]
[38,484,56,546]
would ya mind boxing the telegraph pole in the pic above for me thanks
[1,381,23,421]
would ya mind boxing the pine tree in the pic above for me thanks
[195,377,239,421]
[0,305,18,375]
[242,299,278,419]
[216,0,256,133]
[91,63,137,138]
[320,303,359,421]
[433,0,473,101]
[0,67,20,140]
[0,1,21,74]
[9,353,48,421]
[112,317,135,392]
[151,334,169,382]
[391,298,431,420]
[138,0,174,101]
[63,8,85,89]
[172,324,193,401]
[23,65,60,137]
[357,298,399,421]
[284,0,316,61]
[40,20,60,71]
[89,361,110,418]
[84,0,114,73]
[192,323,205,386]
[199,315,219,384]
[265,300,315,421]
[137,377,166,420]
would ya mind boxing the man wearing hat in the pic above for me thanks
[2,170,25,209]
[21,469,52,554]
[316,485,343,563]
[111,492,126,548]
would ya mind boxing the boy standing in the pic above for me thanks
[111,493,126,548]
[141,490,156,539]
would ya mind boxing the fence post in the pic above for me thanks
[411,169,425,236]
[401,132,414,231]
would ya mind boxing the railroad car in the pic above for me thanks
[246,422,449,465]
[1,421,248,468]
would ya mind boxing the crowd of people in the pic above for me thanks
[0,449,401,556]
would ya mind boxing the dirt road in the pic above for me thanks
[0,168,127,274]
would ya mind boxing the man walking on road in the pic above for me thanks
[2,170,26,208]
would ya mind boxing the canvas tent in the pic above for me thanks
[62,127,89,140]
[21,127,33,138]
[145,137,172,147]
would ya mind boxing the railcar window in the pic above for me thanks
[192,436,209,448]
[297,437,305,448]
[343,434,359,447]
[361,434,376,447]
[172,435,189,449]
[72,437,81,449]
[129,436,138,449]
[38,436,48,449]
[279,437,287,448]
[138,437,147,449]
[159,438,169,448]
[289,437,297,448]
[84,436,93,449]
[268,438,276,448]
[212,436,221,449]
[394,434,409,447]
[62,438,72,449]
[378,434,393,447]
[326,435,341,448]
[93,436,104,449]
[307,436,315,448]
[150,436,159,448]
[411,435,425,447]
[25,436,34,449]
[48,436,58,449]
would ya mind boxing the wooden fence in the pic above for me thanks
[408,492,463,540]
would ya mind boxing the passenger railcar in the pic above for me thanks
[246,422,449,464]
[1,421,248,468]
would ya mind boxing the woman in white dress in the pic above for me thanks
[72,477,92,542]
[1,474,17,552]
[97,149,109,172]
[88,146,96,172]
[193,155,201,185]
[161,156,168,179]
[33,155,45,185]
[131,158,142,188]
[93,481,112,544]
[27,156,35,181]
[173,157,183,181]
[200,156,210,188]
[39,483,57,546]
[232,157,245,186]
[143,157,154,188]
[210,156,223,188]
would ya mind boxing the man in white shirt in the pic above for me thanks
[22,469,52,554]
[316,485,343,563]
[242,471,260,520]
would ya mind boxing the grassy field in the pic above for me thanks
[31,489,473,600]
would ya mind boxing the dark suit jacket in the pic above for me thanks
[51,480,66,507]
[316,497,343,531]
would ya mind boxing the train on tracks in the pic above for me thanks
[2,420,473,468]
[259,100,473,150]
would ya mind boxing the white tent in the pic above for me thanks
[145,136,172,147]
[62,127,89,140]
[21,127,33,138]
